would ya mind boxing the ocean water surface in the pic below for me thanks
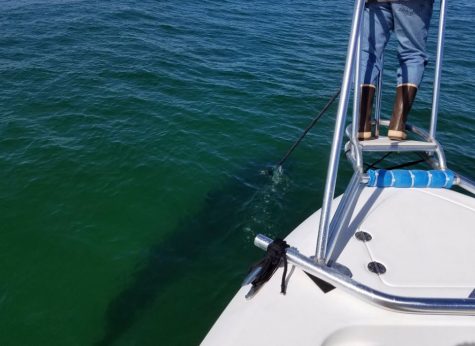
[0,0,474,345]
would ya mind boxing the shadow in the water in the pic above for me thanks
[95,164,292,346]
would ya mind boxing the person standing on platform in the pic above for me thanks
[358,0,434,140]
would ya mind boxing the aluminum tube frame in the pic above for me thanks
[345,142,364,174]
[326,173,365,264]
[379,120,447,169]
[316,0,366,262]
[401,121,447,170]
[344,122,445,172]
[374,55,384,139]
[349,136,364,173]
[328,176,362,238]
[351,30,362,140]
[256,234,475,315]
[326,172,360,244]
[455,174,475,195]
[430,0,447,139]
[350,31,364,173]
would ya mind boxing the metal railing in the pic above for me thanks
[315,0,366,263]
[431,0,448,139]
[256,234,475,316]
[316,0,451,263]
[253,0,475,315]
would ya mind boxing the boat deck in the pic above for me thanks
[202,187,475,345]
[288,187,475,298]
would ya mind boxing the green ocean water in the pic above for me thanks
[0,0,474,345]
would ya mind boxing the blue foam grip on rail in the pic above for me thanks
[367,169,455,188]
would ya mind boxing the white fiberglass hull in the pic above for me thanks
[202,187,475,345]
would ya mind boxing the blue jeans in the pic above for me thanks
[360,0,434,88]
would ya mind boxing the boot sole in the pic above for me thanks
[388,130,407,141]
[358,132,372,140]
